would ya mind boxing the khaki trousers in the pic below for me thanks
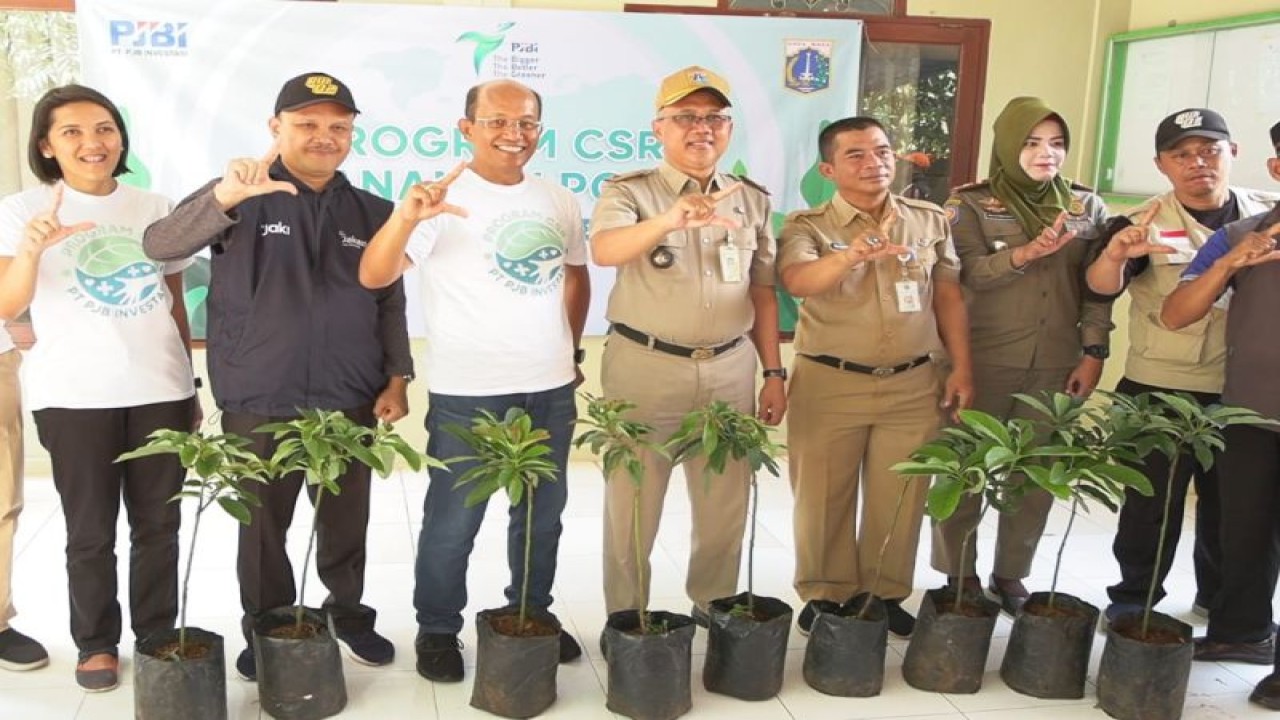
[601,334,756,613]
[930,364,1071,579]
[789,357,942,603]
[0,350,22,632]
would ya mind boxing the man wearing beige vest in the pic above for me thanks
[590,66,785,626]
[1085,109,1278,656]
[780,117,973,638]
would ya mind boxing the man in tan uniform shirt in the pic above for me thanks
[780,117,973,637]
[590,66,786,620]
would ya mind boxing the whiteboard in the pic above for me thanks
[1097,13,1280,197]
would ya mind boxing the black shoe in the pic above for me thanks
[1193,636,1273,665]
[336,627,395,666]
[1251,672,1280,710]
[690,605,709,628]
[0,628,49,671]
[558,630,582,663]
[885,600,915,638]
[988,576,1028,616]
[416,633,464,682]
[235,647,256,682]
[797,600,839,637]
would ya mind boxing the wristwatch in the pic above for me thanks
[1082,345,1110,360]
[574,348,587,365]
[762,368,788,380]
[399,372,416,383]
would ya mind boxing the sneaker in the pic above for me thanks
[690,605,709,628]
[336,627,395,666]
[0,628,49,671]
[797,600,839,637]
[1193,636,1273,665]
[558,630,582,663]
[885,600,915,638]
[74,652,118,693]
[415,632,463,683]
[235,647,256,682]
[1104,603,1144,625]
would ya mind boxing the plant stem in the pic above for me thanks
[633,489,648,634]
[520,488,534,630]
[747,476,758,617]
[1049,495,1080,611]
[1142,456,1181,638]
[297,489,325,630]
[861,482,910,620]
[957,501,987,611]
[178,495,208,655]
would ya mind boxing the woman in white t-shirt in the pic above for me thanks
[0,85,196,693]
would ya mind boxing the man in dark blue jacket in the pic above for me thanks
[143,72,413,681]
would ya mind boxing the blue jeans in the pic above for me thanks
[413,382,576,634]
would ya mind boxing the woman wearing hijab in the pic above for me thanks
[929,96,1113,614]
[0,85,196,692]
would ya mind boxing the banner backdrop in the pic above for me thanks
[75,0,861,336]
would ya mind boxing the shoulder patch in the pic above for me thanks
[896,196,944,214]
[729,174,771,197]
[603,168,657,185]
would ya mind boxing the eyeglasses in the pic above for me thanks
[1164,143,1226,166]
[472,117,542,133]
[655,113,733,130]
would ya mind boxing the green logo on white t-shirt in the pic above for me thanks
[66,232,162,315]
[488,215,565,295]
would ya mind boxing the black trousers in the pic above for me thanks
[1208,423,1280,643]
[1107,377,1222,609]
[223,406,377,644]
[33,399,193,657]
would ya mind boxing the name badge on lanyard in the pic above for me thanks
[895,250,921,312]
[719,240,743,283]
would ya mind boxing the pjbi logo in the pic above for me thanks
[488,216,565,295]
[74,236,161,309]
[108,20,189,56]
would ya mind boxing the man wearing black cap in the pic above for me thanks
[1086,109,1278,645]
[143,72,413,680]
[1162,122,1280,701]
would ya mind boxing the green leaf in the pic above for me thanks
[926,478,965,520]
[218,496,253,525]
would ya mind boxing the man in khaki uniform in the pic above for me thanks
[1085,109,1278,639]
[781,117,973,637]
[590,66,786,620]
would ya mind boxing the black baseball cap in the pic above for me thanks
[1155,108,1230,152]
[274,72,360,115]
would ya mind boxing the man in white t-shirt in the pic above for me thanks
[359,79,590,684]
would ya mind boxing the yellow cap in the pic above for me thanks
[654,66,732,110]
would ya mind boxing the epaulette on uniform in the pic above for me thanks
[786,206,827,220]
[1244,189,1280,206]
[950,180,989,194]
[728,174,771,196]
[897,196,945,214]
[604,168,658,185]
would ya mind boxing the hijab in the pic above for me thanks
[988,97,1074,238]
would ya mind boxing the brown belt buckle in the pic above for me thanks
[690,347,715,360]
[872,366,895,377]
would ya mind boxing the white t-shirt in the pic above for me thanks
[406,170,586,395]
[0,183,194,410]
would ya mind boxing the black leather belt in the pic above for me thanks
[803,353,931,377]
[611,323,743,360]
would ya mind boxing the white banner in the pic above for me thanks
[75,0,861,335]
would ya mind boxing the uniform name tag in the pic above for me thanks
[896,280,922,313]
[719,243,743,283]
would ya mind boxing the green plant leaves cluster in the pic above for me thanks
[667,400,784,486]
[119,429,272,525]
[572,393,667,488]
[448,407,559,509]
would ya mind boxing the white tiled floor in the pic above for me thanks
[6,460,1279,719]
